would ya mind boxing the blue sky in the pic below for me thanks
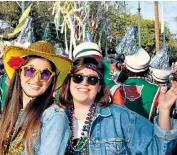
[127,1,177,35]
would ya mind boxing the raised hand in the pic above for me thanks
[158,81,177,112]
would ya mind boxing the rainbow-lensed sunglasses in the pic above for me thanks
[21,64,55,81]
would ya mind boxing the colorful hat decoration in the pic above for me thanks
[150,46,171,82]
[116,26,150,73]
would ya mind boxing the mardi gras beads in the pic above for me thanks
[66,103,96,155]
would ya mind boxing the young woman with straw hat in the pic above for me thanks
[0,41,72,155]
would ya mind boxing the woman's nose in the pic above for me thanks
[81,77,89,85]
[32,72,40,82]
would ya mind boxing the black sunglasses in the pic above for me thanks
[71,73,101,85]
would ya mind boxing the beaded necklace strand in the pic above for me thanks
[66,103,96,155]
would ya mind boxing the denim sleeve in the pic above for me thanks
[128,113,177,155]
[37,111,70,155]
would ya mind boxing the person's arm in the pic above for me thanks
[120,81,177,154]
[37,109,70,155]
[158,81,177,130]
[131,113,177,154]
[118,109,177,155]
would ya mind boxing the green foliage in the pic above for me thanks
[0,1,176,60]
[0,1,66,46]
[0,1,20,27]
[30,2,64,43]
[166,37,177,61]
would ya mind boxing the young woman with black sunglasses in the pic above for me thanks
[60,56,177,155]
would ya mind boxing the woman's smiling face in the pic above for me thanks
[70,67,101,105]
[20,58,53,99]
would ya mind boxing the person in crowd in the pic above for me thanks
[109,55,128,104]
[0,42,31,113]
[109,54,127,84]
[0,73,10,116]
[59,56,177,155]
[115,26,160,120]
[71,42,125,105]
[150,46,171,87]
[0,41,72,155]
[149,48,177,155]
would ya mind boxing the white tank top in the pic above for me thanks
[73,119,85,139]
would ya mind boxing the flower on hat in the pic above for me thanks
[7,56,25,69]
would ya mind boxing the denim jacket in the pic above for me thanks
[20,104,70,155]
[85,104,177,155]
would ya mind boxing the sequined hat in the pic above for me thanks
[116,26,150,73]
[150,46,171,82]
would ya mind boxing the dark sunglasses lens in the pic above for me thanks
[41,70,52,81]
[87,76,99,85]
[24,66,36,77]
[72,74,83,84]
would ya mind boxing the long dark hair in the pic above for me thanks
[59,56,112,108]
[0,56,57,155]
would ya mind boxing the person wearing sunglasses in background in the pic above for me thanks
[59,56,177,155]
[0,41,72,155]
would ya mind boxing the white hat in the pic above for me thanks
[116,26,150,73]
[125,47,150,72]
[150,46,171,82]
[73,42,102,58]
[151,68,171,82]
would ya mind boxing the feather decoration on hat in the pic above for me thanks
[150,46,171,70]
[115,26,138,56]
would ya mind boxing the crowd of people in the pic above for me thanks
[0,26,177,155]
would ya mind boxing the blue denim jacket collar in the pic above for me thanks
[64,104,112,118]
[96,105,111,117]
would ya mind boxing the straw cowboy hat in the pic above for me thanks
[3,41,72,89]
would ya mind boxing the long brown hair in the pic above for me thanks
[59,56,112,108]
[0,56,57,155]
